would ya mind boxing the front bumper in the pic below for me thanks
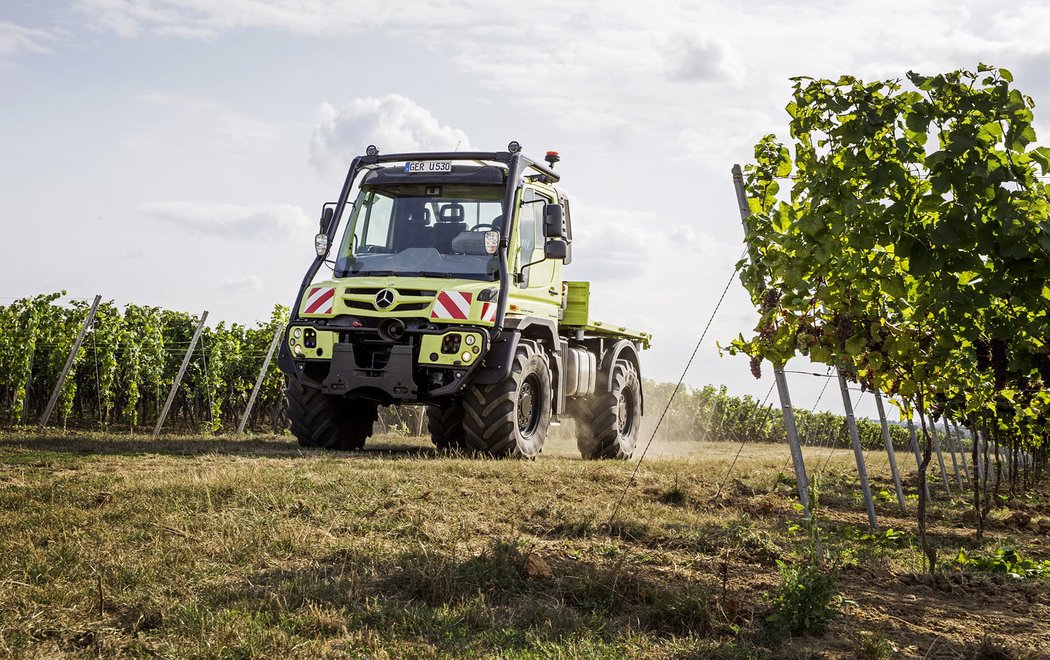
[278,319,516,404]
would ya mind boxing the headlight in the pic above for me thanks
[465,335,476,346]
[315,233,329,256]
[293,328,302,338]
[461,351,472,362]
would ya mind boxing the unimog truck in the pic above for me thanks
[278,142,651,458]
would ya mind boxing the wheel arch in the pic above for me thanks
[500,317,566,414]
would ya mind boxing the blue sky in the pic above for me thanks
[3,0,1049,420]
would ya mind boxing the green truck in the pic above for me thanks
[278,142,651,458]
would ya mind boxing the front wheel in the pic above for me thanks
[462,341,551,458]
[286,382,378,450]
[427,401,466,450]
[573,360,641,460]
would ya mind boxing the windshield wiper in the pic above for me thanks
[353,270,397,276]
[414,271,456,278]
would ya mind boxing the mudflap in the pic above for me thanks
[471,331,520,386]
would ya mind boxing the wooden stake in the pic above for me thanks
[775,367,811,514]
[875,391,906,512]
[943,417,964,490]
[38,295,101,432]
[153,312,208,438]
[237,323,284,435]
[927,413,952,495]
[907,418,931,500]
[731,165,809,516]
[838,371,877,529]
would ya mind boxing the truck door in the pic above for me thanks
[515,188,561,317]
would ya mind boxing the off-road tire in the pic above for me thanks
[286,382,378,450]
[573,359,641,460]
[427,402,466,450]
[462,341,551,458]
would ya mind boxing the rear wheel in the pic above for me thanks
[286,382,378,450]
[427,402,466,450]
[574,360,641,460]
[462,341,550,458]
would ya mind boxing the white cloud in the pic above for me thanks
[142,202,311,239]
[309,95,471,174]
[0,21,52,68]
[74,0,498,38]
[569,198,737,284]
[220,275,264,293]
[70,1,1050,167]
[135,93,282,151]
[667,34,746,83]
[989,3,1050,56]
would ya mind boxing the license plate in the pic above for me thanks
[405,160,453,174]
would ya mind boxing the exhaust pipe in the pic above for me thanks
[378,318,407,343]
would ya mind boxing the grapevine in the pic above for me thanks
[728,64,1050,563]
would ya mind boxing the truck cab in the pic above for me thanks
[279,143,649,458]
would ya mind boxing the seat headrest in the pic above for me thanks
[438,203,465,223]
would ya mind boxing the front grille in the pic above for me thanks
[397,289,438,297]
[345,287,437,297]
[343,286,438,313]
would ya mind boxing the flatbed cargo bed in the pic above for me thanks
[561,281,652,348]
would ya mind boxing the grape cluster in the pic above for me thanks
[758,323,775,342]
[861,374,875,392]
[836,314,855,339]
[839,363,858,383]
[990,339,1008,389]
[749,355,762,380]
[1037,353,1050,385]
[759,287,782,312]
[975,339,991,372]
[866,320,888,353]
[930,394,947,422]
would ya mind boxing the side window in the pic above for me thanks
[560,195,572,265]
[518,189,538,286]
[532,193,547,252]
[520,190,537,259]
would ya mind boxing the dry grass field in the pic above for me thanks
[1,430,1048,658]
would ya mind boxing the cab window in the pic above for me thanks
[518,188,550,286]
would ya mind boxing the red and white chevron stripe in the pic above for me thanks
[304,286,335,314]
[480,302,496,323]
[430,291,473,320]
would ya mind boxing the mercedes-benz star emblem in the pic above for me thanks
[374,288,396,309]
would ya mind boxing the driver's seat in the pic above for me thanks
[433,203,466,252]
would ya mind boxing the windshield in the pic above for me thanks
[334,184,504,279]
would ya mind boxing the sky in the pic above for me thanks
[3,0,1050,422]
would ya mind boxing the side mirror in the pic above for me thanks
[543,203,564,238]
[319,207,335,234]
[543,240,568,261]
